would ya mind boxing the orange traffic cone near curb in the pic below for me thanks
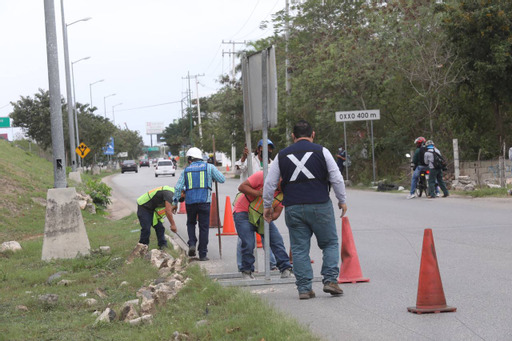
[177,201,186,214]
[209,192,219,228]
[338,216,369,284]
[217,196,237,236]
[407,229,456,314]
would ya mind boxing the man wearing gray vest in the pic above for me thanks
[263,120,348,300]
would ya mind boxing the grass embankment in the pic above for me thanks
[0,139,318,341]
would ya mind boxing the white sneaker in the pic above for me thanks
[436,192,440,197]
[406,193,416,199]
[280,268,295,279]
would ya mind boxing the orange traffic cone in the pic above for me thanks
[209,192,219,228]
[218,196,237,236]
[177,201,186,214]
[407,229,456,314]
[226,164,230,172]
[256,233,263,248]
[338,216,369,284]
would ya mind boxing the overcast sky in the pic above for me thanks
[0,0,282,145]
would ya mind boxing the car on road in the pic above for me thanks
[121,160,138,173]
[139,159,150,167]
[155,159,175,177]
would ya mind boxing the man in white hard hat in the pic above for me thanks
[173,147,225,261]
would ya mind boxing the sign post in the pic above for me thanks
[75,142,90,159]
[335,110,380,183]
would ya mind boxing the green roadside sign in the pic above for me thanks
[0,117,10,128]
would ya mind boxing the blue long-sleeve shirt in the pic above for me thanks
[173,161,225,204]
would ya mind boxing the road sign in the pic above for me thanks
[103,137,114,155]
[335,109,380,122]
[147,147,159,151]
[76,142,90,159]
[0,117,10,128]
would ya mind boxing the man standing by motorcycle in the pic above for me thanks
[407,137,428,199]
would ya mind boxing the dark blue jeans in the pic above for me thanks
[233,211,291,273]
[186,203,210,258]
[137,205,167,247]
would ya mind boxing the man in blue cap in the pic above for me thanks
[424,140,449,198]
[237,139,275,182]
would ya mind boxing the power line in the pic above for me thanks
[115,100,182,113]
[230,0,261,39]
[236,0,281,40]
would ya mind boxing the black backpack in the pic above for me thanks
[433,151,447,170]
[418,146,427,166]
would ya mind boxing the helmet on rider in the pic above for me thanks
[414,136,426,147]
[186,147,203,160]
[425,140,434,148]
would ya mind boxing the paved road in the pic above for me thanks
[105,166,512,340]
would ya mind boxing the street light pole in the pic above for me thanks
[89,79,104,108]
[103,93,116,118]
[61,0,76,171]
[112,103,122,125]
[61,2,90,172]
[71,56,90,165]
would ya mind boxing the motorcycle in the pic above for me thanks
[415,169,429,197]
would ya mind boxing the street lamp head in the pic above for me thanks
[67,17,92,27]
[72,56,91,64]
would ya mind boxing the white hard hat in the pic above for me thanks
[186,147,203,160]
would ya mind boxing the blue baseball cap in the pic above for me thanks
[257,139,275,148]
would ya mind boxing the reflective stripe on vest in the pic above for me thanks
[137,185,175,206]
[153,207,166,226]
[248,192,283,235]
[184,162,209,204]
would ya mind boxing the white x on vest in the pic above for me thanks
[287,152,315,181]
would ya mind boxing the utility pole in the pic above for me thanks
[222,40,246,80]
[44,0,67,188]
[285,0,292,144]
[182,72,193,145]
[222,40,246,170]
[182,72,204,145]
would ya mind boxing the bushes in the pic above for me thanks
[84,179,112,209]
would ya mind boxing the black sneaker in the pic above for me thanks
[188,245,196,257]
[199,256,209,261]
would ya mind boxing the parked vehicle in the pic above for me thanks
[155,159,175,177]
[139,159,150,167]
[121,160,138,174]
[415,169,429,197]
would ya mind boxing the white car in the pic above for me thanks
[155,159,175,177]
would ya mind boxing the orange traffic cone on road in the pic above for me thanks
[218,196,237,236]
[178,201,186,214]
[338,216,369,284]
[209,192,219,228]
[226,164,230,172]
[407,229,456,314]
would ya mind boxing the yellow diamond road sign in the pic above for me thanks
[76,143,90,158]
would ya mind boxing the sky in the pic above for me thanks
[0,0,283,145]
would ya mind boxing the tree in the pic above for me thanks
[10,89,53,150]
[441,0,512,147]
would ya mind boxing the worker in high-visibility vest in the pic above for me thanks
[136,185,177,249]
[173,147,225,261]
